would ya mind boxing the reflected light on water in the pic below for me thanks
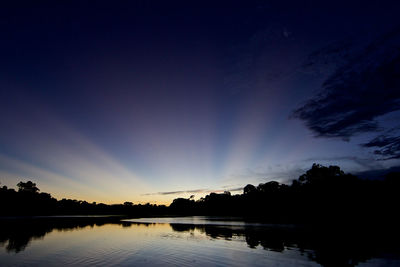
[1,217,400,266]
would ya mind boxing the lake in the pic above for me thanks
[1,216,399,266]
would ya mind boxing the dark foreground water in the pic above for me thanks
[1,216,399,266]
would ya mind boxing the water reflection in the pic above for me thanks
[167,222,400,266]
[1,217,400,267]
[0,217,123,253]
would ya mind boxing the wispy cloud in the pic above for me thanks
[300,156,384,171]
[142,186,243,196]
[227,165,306,185]
[361,134,400,160]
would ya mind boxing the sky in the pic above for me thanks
[1,1,400,204]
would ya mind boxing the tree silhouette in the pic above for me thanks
[296,163,344,186]
[243,184,256,195]
[17,181,40,193]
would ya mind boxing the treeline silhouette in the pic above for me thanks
[0,181,167,216]
[1,164,399,224]
[169,164,400,224]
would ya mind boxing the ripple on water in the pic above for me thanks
[1,217,399,266]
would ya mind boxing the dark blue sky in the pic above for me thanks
[1,1,399,203]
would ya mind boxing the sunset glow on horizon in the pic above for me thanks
[1,1,400,204]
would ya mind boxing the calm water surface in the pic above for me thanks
[0,216,399,266]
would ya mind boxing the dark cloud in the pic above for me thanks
[293,28,400,138]
[293,28,400,158]
[354,165,400,180]
[361,134,400,160]
[301,156,382,170]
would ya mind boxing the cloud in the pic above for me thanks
[293,28,400,159]
[142,187,243,196]
[301,156,383,171]
[354,165,400,180]
[227,165,307,185]
[143,189,208,196]
[361,134,400,160]
[293,28,400,138]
